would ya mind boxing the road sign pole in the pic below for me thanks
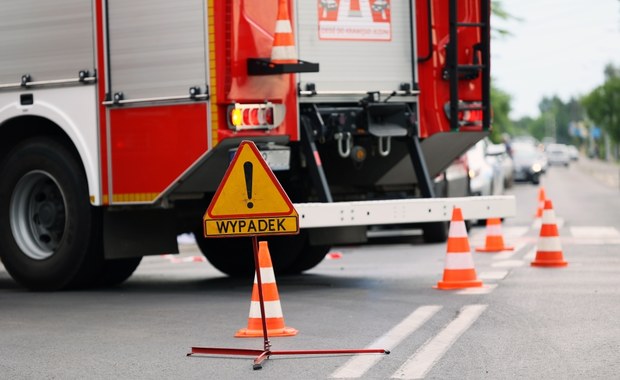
[252,236,271,352]
[189,140,389,370]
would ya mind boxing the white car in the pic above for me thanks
[567,145,579,161]
[546,143,571,166]
[466,140,504,196]
[486,143,514,188]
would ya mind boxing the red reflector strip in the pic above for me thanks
[227,103,278,130]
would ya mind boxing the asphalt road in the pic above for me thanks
[1,156,619,379]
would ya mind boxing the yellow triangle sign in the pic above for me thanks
[203,141,299,237]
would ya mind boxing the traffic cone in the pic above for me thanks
[235,241,298,338]
[531,200,568,267]
[534,187,546,218]
[349,0,362,17]
[436,207,483,290]
[475,218,514,252]
[271,0,297,64]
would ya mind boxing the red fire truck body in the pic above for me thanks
[0,0,512,290]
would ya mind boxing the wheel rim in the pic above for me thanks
[10,171,67,260]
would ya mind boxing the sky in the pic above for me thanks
[491,0,620,119]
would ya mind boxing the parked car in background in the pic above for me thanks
[567,145,579,161]
[511,142,543,184]
[486,143,514,188]
[538,147,549,173]
[466,139,504,196]
[546,143,571,166]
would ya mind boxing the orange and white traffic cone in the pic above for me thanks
[271,0,297,64]
[235,241,298,338]
[349,0,362,17]
[475,218,514,252]
[534,187,546,219]
[436,207,483,290]
[531,200,568,267]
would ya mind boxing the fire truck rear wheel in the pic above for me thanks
[284,242,331,274]
[193,232,304,277]
[96,257,142,286]
[0,138,102,290]
[422,221,449,243]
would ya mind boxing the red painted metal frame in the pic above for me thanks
[214,0,300,143]
[188,236,389,370]
[416,0,484,137]
[95,0,109,204]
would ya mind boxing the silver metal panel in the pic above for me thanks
[296,0,413,93]
[0,0,94,85]
[295,196,517,228]
[107,0,207,100]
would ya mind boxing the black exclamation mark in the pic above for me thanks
[244,161,254,209]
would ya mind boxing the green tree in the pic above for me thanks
[582,74,620,145]
[513,115,546,142]
[537,95,584,144]
[489,1,519,142]
[489,83,513,142]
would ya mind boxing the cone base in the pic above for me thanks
[435,279,483,290]
[531,260,568,267]
[475,246,514,253]
[234,326,298,338]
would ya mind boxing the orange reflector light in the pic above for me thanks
[227,102,281,131]
[231,108,243,127]
[444,101,484,128]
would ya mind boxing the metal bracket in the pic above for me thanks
[334,132,352,158]
[377,136,391,157]
[20,74,31,86]
[247,58,319,76]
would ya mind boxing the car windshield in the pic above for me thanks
[547,144,567,154]
[512,144,538,159]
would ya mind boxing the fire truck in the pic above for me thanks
[0,0,513,290]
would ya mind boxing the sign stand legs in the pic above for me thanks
[188,236,389,370]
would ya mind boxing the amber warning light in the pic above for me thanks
[228,103,282,131]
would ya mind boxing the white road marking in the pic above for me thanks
[491,260,525,268]
[503,226,530,237]
[478,270,508,280]
[563,238,620,245]
[489,242,527,260]
[330,305,442,379]
[569,226,620,238]
[455,284,497,295]
[391,304,488,379]
[523,248,537,261]
[562,226,620,245]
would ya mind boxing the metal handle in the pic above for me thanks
[299,90,419,97]
[334,132,352,158]
[0,76,96,91]
[102,93,209,106]
[378,136,391,157]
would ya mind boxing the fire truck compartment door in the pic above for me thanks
[0,0,94,85]
[106,0,208,101]
[296,1,414,93]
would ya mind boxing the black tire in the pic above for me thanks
[96,257,142,287]
[285,243,330,274]
[194,231,304,277]
[0,138,101,290]
[422,221,449,243]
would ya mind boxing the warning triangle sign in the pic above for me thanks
[203,141,298,237]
